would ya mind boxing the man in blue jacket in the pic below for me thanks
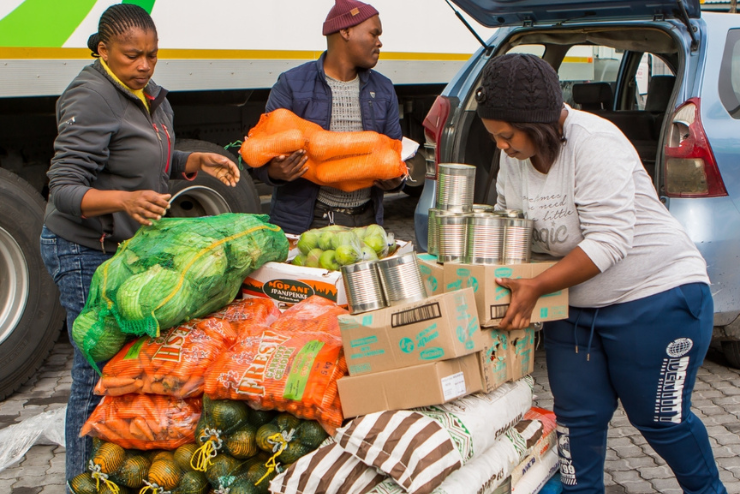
[252,0,404,234]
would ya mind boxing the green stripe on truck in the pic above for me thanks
[122,0,155,14]
[0,0,97,47]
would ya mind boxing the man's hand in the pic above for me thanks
[495,277,543,330]
[266,150,308,182]
[374,176,404,191]
[122,190,171,226]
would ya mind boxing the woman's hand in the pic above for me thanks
[192,152,241,186]
[496,277,543,330]
[266,150,308,182]
[122,190,171,226]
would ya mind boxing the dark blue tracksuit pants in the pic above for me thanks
[543,283,726,493]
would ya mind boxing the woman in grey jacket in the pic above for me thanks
[38,5,240,487]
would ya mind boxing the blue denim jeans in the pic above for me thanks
[544,283,726,494]
[39,226,113,489]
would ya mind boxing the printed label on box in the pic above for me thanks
[441,372,467,401]
[391,302,442,327]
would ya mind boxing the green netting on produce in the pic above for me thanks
[73,213,288,370]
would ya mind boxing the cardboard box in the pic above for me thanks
[416,253,444,296]
[338,288,483,376]
[337,352,483,418]
[443,262,568,328]
[242,240,414,308]
[507,327,535,382]
[479,327,536,393]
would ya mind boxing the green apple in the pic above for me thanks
[351,227,367,240]
[292,254,306,266]
[319,250,340,271]
[363,234,386,256]
[297,231,319,255]
[318,231,334,251]
[331,231,359,250]
[335,244,361,266]
[361,245,379,261]
[306,248,323,268]
[364,224,386,239]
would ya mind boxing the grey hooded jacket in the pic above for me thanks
[44,59,192,252]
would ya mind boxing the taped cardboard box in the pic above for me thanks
[444,262,568,328]
[479,327,536,393]
[338,287,483,376]
[416,253,444,296]
[337,351,483,418]
[242,239,413,308]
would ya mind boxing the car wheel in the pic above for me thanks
[170,139,261,216]
[721,341,740,369]
[0,168,65,400]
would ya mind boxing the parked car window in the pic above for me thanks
[719,28,740,119]
[632,53,675,110]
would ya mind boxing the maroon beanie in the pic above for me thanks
[322,0,379,36]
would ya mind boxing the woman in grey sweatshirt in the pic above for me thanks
[475,54,725,493]
[38,5,240,488]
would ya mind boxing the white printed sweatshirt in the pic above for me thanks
[496,106,709,308]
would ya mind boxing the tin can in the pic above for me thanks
[342,261,387,314]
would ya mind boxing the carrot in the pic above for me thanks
[105,379,143,396]
[178,374,202,398]
[132,417,156,442]
[101,376,136,388]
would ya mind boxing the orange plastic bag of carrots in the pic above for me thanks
[240,109,406,192]
[204,296,349,430]
[95,298,281,398]
[80,394,202,450]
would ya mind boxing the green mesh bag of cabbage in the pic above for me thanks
[73,213,288,369]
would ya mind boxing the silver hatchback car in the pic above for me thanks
[414,0,740,366]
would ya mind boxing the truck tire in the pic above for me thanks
[721,341,740,369]
[0,168,65,400]
[170,139,261,216]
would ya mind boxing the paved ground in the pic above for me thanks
[1,192,739,493]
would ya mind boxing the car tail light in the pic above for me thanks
[422,96,451,180]
[663,98,727,197]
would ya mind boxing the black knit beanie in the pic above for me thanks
[476,54,563,123]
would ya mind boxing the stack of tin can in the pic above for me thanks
[342,252,428,315]
[429,163,534,265]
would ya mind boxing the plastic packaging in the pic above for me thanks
[205,296,349,430]
[94,299,281,398]
[0,406,65,473]
[80,394,202,450]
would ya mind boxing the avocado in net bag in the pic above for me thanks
[74,213,288,370]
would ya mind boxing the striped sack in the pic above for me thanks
[366,417,544,494]
[270,438,387,494]
[334,378,534,494]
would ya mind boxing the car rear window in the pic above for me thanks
[719,28,740,119]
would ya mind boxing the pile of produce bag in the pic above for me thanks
[239,109,407,192]
[94,299,281,398]
[73,213,288,369]
[205,296,349,430]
